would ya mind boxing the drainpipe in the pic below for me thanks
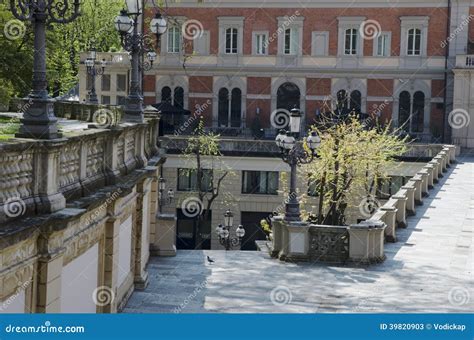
[442,0,452,143]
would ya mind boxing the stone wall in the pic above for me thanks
[0,117,165,313]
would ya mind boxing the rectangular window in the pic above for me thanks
[101,74,111,92]
[284,28,298,55]
[344,28,358,55]
[255,33,267,55]
[376,33,389,56]
[242,171,279,195]
[407,28,421,56]
[177,169,213,192]
[225,28,238,54]
[101,95,110,105]
[116,74,127,92]
[167,26,181,53]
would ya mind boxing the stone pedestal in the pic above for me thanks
[380,206,397,242]
[349,221,386,264]
[392,195,407,228]
[423,164,435,188]
[410,177,423,205]
[151,213,177,257]
[270,217,284,258]
[418,171,430,197]
[402,185,416,216]
[286,222,311,261]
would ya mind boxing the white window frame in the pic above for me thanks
[337,17,365,57]
[277,16,304,56]
[218,17,244,56]
[400,16,429,57]
[406,28,422,56]
[167,26,181,53]
[253,31,268,55]
[373,32,391,57]
[225,27,238,54]
[344,28,358,55]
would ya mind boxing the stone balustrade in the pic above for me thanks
[270,145,457,265]
[0,114,169,314]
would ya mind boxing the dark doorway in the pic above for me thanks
[240,212,272,251]
[277,82,300,112]
[176,209,212,250]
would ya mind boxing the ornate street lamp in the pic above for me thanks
[158,177,174,212]
[10,0,80,139]
[114,1,167,123]
[275,108,321,221]
[85,47,107,104]
[216,209,246,250]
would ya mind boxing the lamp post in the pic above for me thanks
[10,0,80,139]
[215,210,246,250]
[85,48,107,104]
[158,177,174,212]
[114,0,167,123]
[275,108,321,222]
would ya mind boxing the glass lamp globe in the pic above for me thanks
[216,224,223,234]
[114,10,134,34]
[275,130,286,148]
[167,189,174,199]
[150,12,168,35]
[158,177,166,191]
[236,225,245,238]
[289,107,302,133]
[126,0,142,15]
[307,131,321,150]
[85,58,94,68]
[100,59,107,69]
[224,210,233,228]
[283,132,296,150]
[147,51,157,62]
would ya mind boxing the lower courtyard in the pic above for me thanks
[124,156,473,314]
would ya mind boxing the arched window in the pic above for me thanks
[398,91,411,132]
[174,87,184,109]
[277,82,300,112]
[161,86,172,103]
[230,88,242,128]
[412,91,425,133]
[218,88,229,127]
[336,89,348,111]
[350,90,361,113]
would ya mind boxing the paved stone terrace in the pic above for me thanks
[124,155,474,313]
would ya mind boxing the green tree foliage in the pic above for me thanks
[305,116,408,226]
[0,0,123,105]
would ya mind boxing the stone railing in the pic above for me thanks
[270,144,457,265]
[9,99,123,123]
[0,114,172,314]
[365,145,456,245]
[0,117,159,224]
